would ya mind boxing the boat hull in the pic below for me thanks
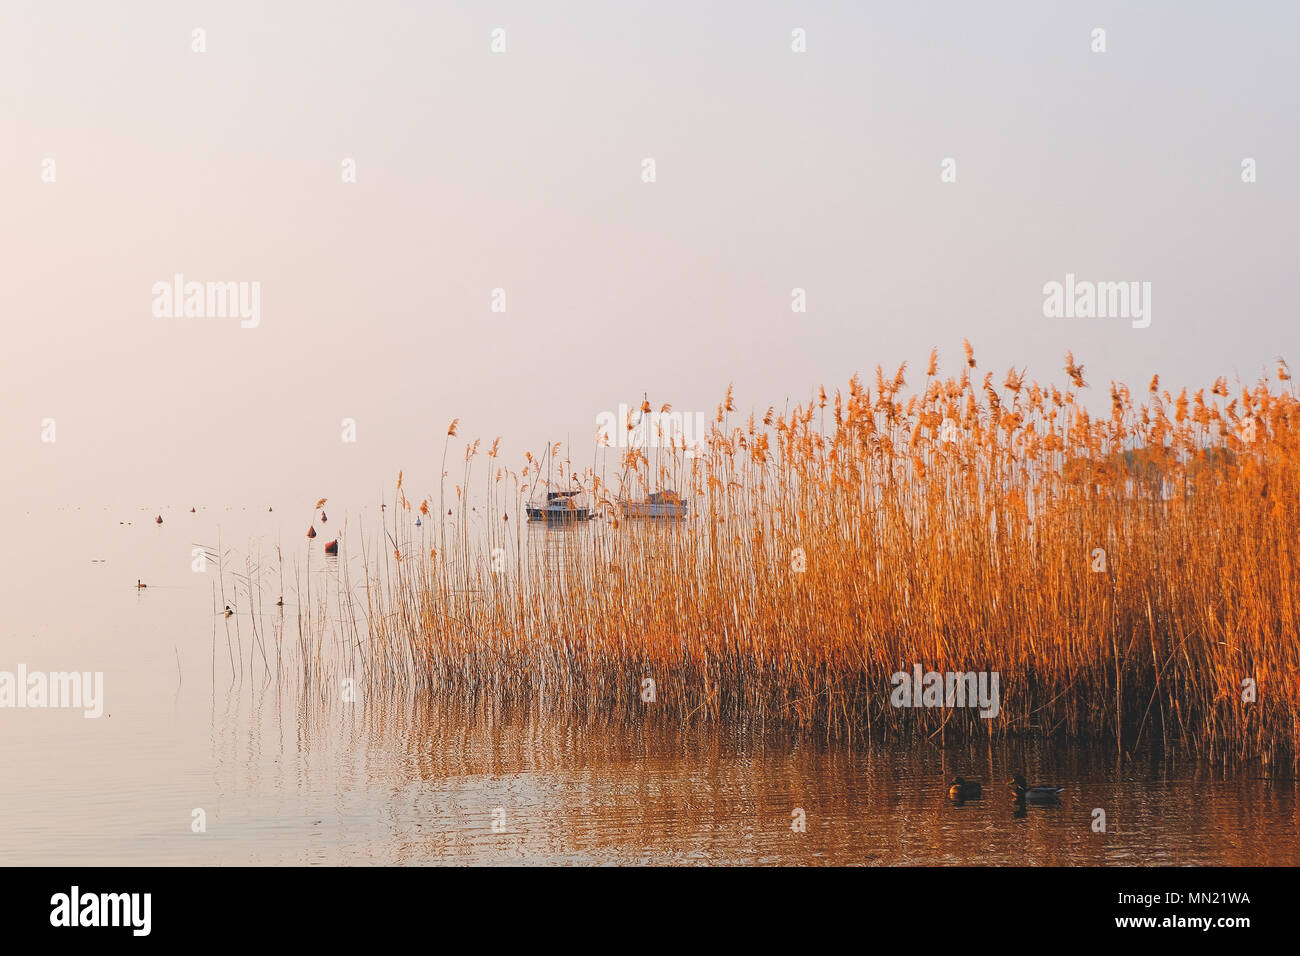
[526,506,593,523]
[617,499,688,520]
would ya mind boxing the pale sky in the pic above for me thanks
[3,1,1297,509]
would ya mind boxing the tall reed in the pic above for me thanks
[350,348,1300,764]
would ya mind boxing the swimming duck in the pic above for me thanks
[324,539,338,555]
[276,596,284,607]
[1009,773,1064,802]
[948,776,982,799]
[307,525,316,538]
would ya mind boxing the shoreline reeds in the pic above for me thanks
[233,349,1300,765]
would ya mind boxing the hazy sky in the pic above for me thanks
[3,1,1297,509]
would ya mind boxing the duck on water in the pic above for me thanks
[1009,773,1064,802]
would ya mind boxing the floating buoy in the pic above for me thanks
[155,515,163,524]
[324,539,338,555]
[224,604,234,617]
[136,579,147,589]
[320,511,328,523]
[307,525,316,538]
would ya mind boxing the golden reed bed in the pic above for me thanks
[353,346,1299,765]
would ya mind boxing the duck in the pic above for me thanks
[1009,773,1064,802]
[324,539,338,555]
[948,776,982,799]
[276,596,284,607]
[136,579,147,589]
[307,525,316,538]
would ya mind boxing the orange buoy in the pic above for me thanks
[307,525,316,538]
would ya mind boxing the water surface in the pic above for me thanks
[2,508,1296,865]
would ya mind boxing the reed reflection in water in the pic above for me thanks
[149,693,1300,864]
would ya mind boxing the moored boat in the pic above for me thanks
[526,490,595,523]
[617,491,688,520]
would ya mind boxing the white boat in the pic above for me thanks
[527,490,594,523]
[617,491,688,520]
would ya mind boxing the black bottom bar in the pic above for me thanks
[4,865,1277,942]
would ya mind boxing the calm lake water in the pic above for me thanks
[3,507,1298,866]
